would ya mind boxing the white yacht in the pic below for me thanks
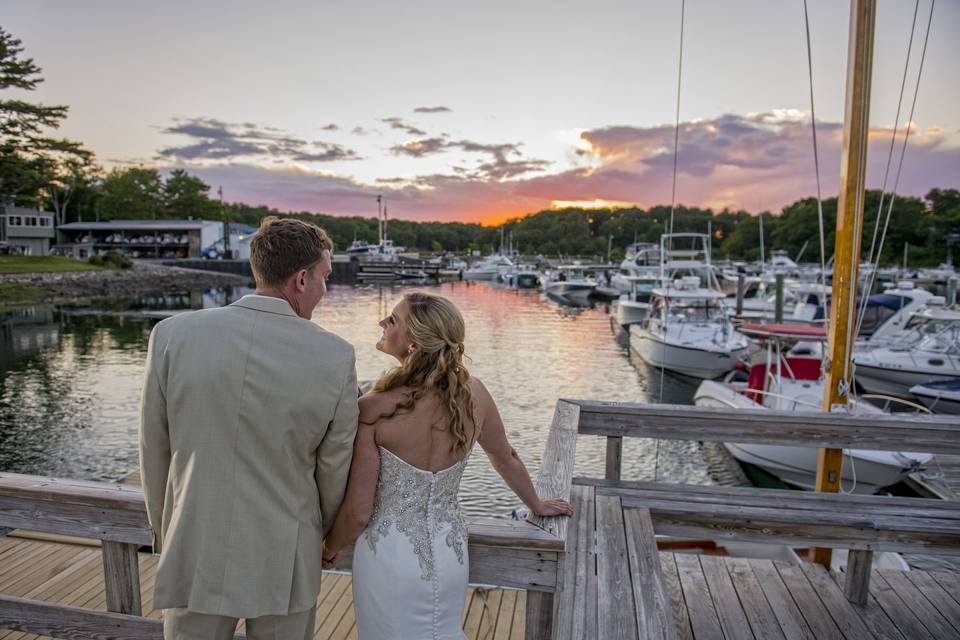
[695,324,933,494]
[910,379,960,414]
[613,274,659,326]
[854,307,960,398]
[611,243,660,293]
[631,277,749,378]
[542,267,598,304]
[463,254,515,281]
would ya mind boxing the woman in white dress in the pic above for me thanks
[322,292,573,640]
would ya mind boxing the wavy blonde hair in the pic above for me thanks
[369,292,477,456]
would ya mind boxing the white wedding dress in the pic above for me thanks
[353,445,472,640]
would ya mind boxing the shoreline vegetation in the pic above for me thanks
[0,260,251,307]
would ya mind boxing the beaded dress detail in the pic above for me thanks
[352,446,472,640]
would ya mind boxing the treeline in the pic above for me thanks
[4,26,959,264]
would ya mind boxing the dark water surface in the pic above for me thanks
[0,281,741,519]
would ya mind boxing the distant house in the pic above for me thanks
[0,206,56,256]
[57,220,229,259]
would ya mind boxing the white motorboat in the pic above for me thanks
[613,274,659,326]
[611,242,660,293]
[856,282,936,346]
[542,267,598,304]
[464,254,514,281]
[631,276,749,379]
[910,379,960,414]
[854,307,960,397]
[694,324,933,494]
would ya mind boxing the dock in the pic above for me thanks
[2,401,959,639]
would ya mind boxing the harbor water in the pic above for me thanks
[0,280,745,519]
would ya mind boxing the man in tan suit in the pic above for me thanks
[139,217,359,639]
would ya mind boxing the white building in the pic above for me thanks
[0,206,56,256]
[57,220,227,259]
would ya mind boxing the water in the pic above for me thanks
[0,281,743,519]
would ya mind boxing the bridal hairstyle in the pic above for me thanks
[249,216,333,288]
[370,292,477,455]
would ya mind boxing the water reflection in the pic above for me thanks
[0,281,741,518]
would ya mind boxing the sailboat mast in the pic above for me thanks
[811,0,876,569]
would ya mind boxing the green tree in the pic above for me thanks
[0,27,88,206]
[99,166,164,219]
[45,151,98,225]
[163,169,220,219]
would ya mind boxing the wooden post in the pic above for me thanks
[101,541,142,616]
[735,273,746,318]
[605,436,623,481]
[812,0,876,569]
[774,273,785,324]
[525,591,554,640]
[843,549,874,605]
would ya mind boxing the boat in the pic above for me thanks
[613,274,659,326]
[502,265,541,289]
[630,234,749,378]
[910,379,960,414]
[694,323,933,493]
[542,266,598,305]
[630,275,749,378]
[853,307,960,397]
[611,242,660,293]
[463,254,514,281]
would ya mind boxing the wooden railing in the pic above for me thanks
[0,467,566,640]
[566,400,960,605]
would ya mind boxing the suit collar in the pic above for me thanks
[231,294,299,317]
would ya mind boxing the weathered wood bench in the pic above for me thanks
[576,476,960,603]
[571,400,960,605]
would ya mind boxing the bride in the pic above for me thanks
[322,291,573,640]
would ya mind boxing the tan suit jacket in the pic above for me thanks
[139,295,359,618]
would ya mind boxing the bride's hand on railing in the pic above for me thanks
[532,498,574,518]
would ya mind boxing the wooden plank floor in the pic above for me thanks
[659,551,960,640]
[909,454,960,501]
[0,535,526,639]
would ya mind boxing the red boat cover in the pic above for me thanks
[740,323,827,339]
[745,358,823,404]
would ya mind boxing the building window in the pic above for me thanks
[27,217,37,226]
[9,216,22,226]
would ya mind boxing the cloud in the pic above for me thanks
[381,117,427,136]
[320,123,339,131]
[351,126,369,136]
[158,117,360,164]
[161,112,960,224]
[414,106,452,113]
[388,137,550,180]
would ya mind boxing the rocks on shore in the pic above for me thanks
[0,262,253,303]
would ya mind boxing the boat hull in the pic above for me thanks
[854,362,958,398]
[546,282,595,304]
[614,300,649,326]
[630,326,748,379]
[695,380,932,494]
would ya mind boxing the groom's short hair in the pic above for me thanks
[250,216,333,288]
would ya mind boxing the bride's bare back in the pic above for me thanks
[360,380,482,472]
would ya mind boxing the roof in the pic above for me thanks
[59,220,221,231]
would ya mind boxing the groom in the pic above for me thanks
[139,217,359,639]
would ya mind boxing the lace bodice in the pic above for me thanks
[364,446,471,581]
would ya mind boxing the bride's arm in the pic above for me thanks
[474,380,574,518]
[323,419,379,560]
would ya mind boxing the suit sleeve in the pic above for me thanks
[316,348,360,538]
[138,324,172,553]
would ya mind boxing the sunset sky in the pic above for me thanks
[4,0,958,224]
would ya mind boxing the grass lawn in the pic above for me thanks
[0,255,103,274]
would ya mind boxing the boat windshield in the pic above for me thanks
[916,324,960,354]
[666,300,726,323]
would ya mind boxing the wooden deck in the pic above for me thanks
[0,533,527,639]
[909,454,960,501]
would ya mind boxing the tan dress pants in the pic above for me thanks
[163,605,317,640]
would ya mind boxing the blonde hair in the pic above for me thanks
[369,292,477,456]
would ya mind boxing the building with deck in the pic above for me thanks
[56,220,252,260]
[0,206,55,256]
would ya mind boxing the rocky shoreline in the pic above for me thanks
[0,262,253,304]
